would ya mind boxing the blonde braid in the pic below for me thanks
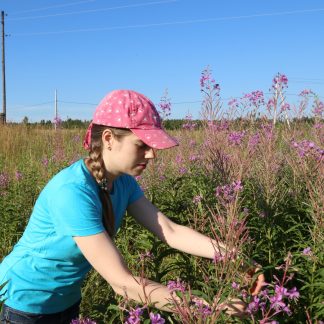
[87,124,115,238]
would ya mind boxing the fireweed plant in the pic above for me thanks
[0,69,323,323]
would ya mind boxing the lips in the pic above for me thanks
[137,163,147,169]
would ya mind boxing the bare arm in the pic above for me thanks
[127,196,228,259]
[74,232,177,311]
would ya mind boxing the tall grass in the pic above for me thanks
[0,71,323,323]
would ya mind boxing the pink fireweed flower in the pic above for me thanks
[215,180,243,204]
[182,114,197,130]
[189,139,197,147]
[261,123,274,140]
[247,296,261,314]
[175,155,183,164]
[53,116,62,127]
[302,247,312,256]
[167,278,186,293]
[72,134,81,143]
[248,132,260,152]
[189,154,199,162]
[149,312,165,324]
[272,73,288,90]
[232,282,240,290]
[179,167,187,175]
[42,158,49,167]
[0,172,9,190]
[15,171,23,181]
[280,103,290,113]
[228,131,246,145]
[286,287,299,301]
[243,90,265,107]
[125,307,144,324]
[192,299,212,319]
[139,251,153,261]
[299,89,313,97]
[291,140,324,161]
[312,98,324,118]
[228,98,239,110]
[192,195,203,204]
[158,90,172,120]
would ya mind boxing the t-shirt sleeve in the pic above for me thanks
[126,175,144,205]
[49,183,105,236]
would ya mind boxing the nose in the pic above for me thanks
[145,147,156,159]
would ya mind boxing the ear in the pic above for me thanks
[102,129,114,149]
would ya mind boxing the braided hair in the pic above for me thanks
[86,124,130,237]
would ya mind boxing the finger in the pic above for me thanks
[251,274,265,296]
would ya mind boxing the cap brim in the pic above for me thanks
[131,128,179,149]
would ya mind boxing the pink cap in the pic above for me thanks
[83,90,178,150]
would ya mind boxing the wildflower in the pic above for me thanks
[149,312,165,324]
[189,155,198,162]
[312,98,324,118]
[0,172,9,190]
[231,282,240,290]
[53,116,62,127]
[291,140,323,161]
[215,180,243,204]
[125,307,143,324]
[182,114,197,131]
[280,103,290,113]
[248,132,260,151]
[192,299,212,319]
[167,278,186,293]
[261,123,274,140]
[228,131,245,145]
[175,155,183,164]
[72,135,81,143]
[70,318,97,324]
[247,296,260,314]
[179,167,187,175]
[189,139,196,147]
[272,73,288,90]
[192,195,202,204]
[299,89,312,97]
[15,171,23,181]
[243,90,265,107]
[158,89,172,120]
[228,98,239,111]
[302,247,312,256]
[42,158,49,167]
[286,287,299,301]
[139,251,153,261]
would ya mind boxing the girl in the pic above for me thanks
[0,90,264,323]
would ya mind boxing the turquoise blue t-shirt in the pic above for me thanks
[0,159,143,314]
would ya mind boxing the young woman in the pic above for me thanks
[0,90,264,323]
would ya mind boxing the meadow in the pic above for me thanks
[0,70,323,323]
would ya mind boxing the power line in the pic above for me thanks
[8,0,177,21]
[10,91,323,111]
[9,0,97,15]
[11,7,324,36]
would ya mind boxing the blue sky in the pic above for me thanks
[1,0,324,122]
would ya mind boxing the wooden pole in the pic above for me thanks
[54,89,58,130]
[1,11,6,124]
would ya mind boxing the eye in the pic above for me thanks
[136,142,150,150]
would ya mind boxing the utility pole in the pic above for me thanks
[1,11,6,124]
[54,89,58,130]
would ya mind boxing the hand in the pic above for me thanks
[245,265,265,296]
[220,297,247,318]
